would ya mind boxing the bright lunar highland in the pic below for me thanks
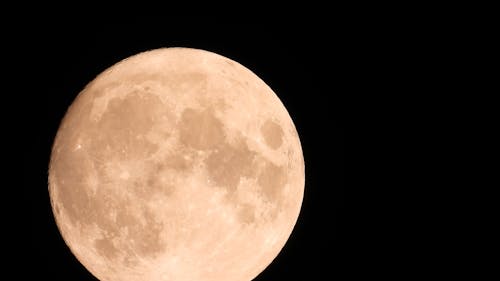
[48,47,305,281]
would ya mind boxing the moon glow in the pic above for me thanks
[48,48,305,281]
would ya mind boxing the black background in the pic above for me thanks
[20,19,347,280]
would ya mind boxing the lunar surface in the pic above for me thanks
[48,48,305,281]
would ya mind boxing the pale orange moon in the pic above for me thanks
[48,47,305,281]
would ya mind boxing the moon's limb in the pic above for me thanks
[49,48,305,281]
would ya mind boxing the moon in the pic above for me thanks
[48,47,305,281]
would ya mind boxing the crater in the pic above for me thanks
[205,137,256,194]
[179,108,225,151]
[261,119,284,150]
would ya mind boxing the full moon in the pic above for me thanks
[48,47,305,281]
